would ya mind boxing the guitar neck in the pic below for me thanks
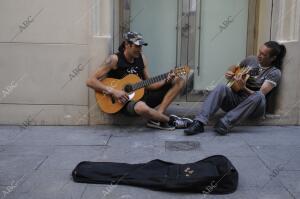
[132,73,169,91]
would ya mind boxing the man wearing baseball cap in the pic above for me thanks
[86,31,192,130]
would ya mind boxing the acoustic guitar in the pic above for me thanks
[95,65,190,114]
[226,65,252,92]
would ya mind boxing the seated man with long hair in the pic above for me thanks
[185,41,286,135]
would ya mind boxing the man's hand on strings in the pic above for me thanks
[234,73,247,90]
[225,71,235,80]
[112,89,129,104]
[166,70,176,84]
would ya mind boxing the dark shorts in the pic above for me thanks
[122,83,172,116]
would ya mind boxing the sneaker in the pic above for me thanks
[169,114,180,125]
[146,120,175,131]
[173,118,193,129]
[184,120,204,135]
[169,114,181,121]
[169,115,193,129]
[214,120,229,135]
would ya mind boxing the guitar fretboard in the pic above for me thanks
[131,73,169,91]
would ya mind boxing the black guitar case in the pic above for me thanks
[72,155,238,194]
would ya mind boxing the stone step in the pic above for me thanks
[104,101,284,126]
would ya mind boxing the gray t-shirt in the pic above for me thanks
[239,56,282,91]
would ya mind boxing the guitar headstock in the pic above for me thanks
[174,65,190,77]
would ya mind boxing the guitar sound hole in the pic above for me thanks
[124,84,133,93]
[110,96,115,104]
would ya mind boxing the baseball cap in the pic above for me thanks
[123,31,148,46]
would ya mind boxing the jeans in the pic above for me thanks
[195,84,266,128]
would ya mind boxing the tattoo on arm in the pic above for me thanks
[103,56,113,66]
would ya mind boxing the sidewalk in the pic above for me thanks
[0,125,299,199]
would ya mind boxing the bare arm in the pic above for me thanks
[237,77,274,96]
[86,55,129,103]
[243,86,255,95]
[86,55,117,93]
[260,81,274,96]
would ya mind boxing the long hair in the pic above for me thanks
[118,41,133,53]
[264,41,287,69]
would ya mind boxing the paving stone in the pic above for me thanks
[0,145,55,156]
[238,126,300,146]
[11,126,110,146]
[250,145,300,171]
[279,171,300,197]
[0,154,46,186]
[3,169,85,199]
[40,146,107,170]
[227,157,280,190]
[0,125,300,198]
[0,126,24,145]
